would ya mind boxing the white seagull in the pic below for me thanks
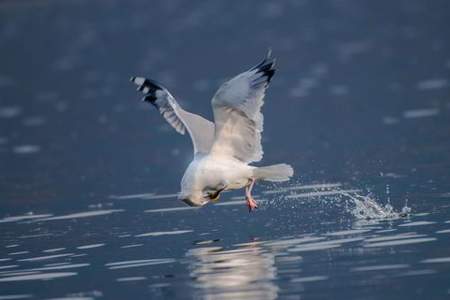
[130,52,293,212]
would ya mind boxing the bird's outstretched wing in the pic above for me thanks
[130,77,215,155]
[210,52,275,163]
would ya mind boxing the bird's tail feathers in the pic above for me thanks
[253,164,294,182]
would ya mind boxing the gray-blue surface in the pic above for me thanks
[1,1,450,299]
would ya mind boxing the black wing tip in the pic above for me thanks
[130,76,164,89]
[251,51,276,83]
[265,69,276,82]
[130,76,166,103]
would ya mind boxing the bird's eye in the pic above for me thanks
[208,191,221,201]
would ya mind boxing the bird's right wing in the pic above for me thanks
[209,53,275,163]
[130,77,215,155]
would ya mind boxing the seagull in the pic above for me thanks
[130,52,293,212]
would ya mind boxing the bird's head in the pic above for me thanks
[178,189,223,207]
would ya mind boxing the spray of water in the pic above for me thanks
[263,180,411,221]
[338,189,411,220]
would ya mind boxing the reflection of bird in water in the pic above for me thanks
[186,241,278,300]
[131,51,293,211]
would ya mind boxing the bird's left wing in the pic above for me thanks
[130,77,215,155]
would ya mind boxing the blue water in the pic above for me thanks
[1,1,450,299]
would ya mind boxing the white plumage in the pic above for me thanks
[131,52,293,211]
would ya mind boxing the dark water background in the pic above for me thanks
[1,1,450,299]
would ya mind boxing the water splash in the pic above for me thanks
[263,180,411,221]
[339,190,410,220]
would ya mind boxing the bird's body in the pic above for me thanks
[180,154,254,206]
[131,52,293,211]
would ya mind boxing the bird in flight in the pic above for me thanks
[130,52,293,212]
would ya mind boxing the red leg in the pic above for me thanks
[245,178,258,212]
